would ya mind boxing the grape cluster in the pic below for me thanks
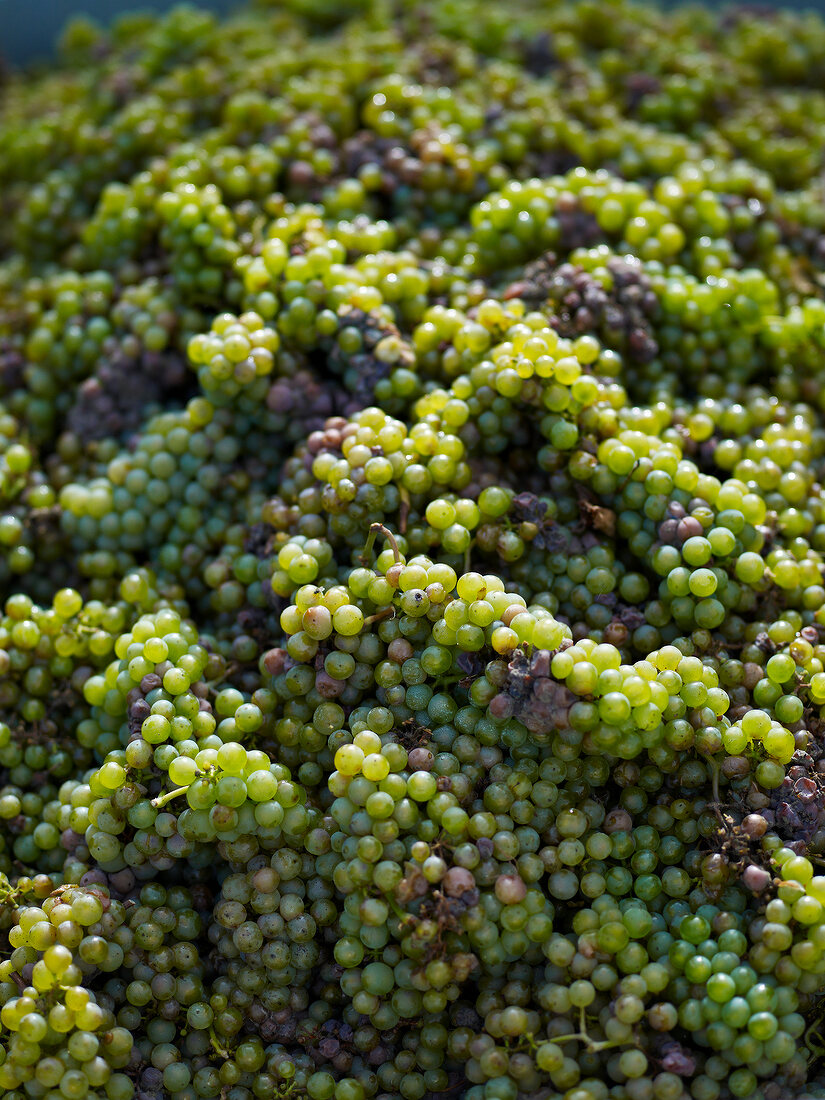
[6,1,825,1099]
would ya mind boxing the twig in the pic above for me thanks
[359,522,401,566]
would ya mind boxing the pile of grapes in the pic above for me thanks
[5,1,825,1098]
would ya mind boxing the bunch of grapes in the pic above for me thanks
[6,1,825,1099]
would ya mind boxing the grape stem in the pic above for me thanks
[550,1006,626,1053]
[707,759,724,826]
[209,1028,231,1058]
[360,522,401,565]
[205,661,238,688]
[151,785,191,809]
[364,606,395,626]
[388,897,412,923]
[399,487,410,533]
[804,1002,825,1060]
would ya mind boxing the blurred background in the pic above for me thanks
[0,0,238,65]
[2,0,825,65]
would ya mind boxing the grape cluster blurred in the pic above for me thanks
[6,1,825,1098]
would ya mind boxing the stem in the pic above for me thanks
[399,487,411,534]
[548,1007,625,1054]
[359,526,378,565]
[550,1032,622,1053]
[709,758,721,810]
[804,1002,825,1060]
[374,523,401,564]
[205,661,238,690]
[151,785,191,809]
[360,522,401,566]
[549,1031,589,1045]
[617,460,640,492]
[209,1028,231,1059]
[364,606,395,626]
[435,674,465,688]
[388,898,412,924]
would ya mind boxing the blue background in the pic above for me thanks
[2,0,825,66]
[1,0,239,65]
